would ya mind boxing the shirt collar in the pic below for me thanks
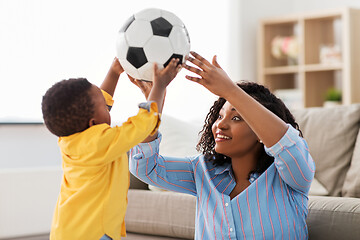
[214,162,260,183]
[249,172,260,183]
[214,162,232,175]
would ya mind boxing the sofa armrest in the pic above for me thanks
[125,190,196,239]
[307,196,360,240]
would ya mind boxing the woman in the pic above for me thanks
[129,51,315,239]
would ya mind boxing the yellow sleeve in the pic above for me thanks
[91,101,161,165]
[101,89,114,110]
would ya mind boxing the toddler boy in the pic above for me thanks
[42,58,180,240]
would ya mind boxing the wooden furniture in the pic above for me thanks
[258,8,360,108]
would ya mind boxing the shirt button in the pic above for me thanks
[225,203,229,207]
[230,228,233,232]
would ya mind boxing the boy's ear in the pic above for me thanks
[88,118,96,127]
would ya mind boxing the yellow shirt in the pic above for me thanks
[50,92,160,240]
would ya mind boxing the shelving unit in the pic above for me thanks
[258,8,360,108]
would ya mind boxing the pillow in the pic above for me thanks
[309,178,329,196]
[147,115,203,191]
[158,115,203,157]
[292,104,360,196]
[342,129,360,197]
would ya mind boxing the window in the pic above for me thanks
[0,0,230,123]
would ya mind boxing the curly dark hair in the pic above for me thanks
[41,78,94,137]
[197,81,302,177]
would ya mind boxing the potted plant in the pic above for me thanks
[324,88,342,107]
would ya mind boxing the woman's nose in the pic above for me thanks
[216,118,228,129]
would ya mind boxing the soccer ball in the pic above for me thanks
[116,8,191,81]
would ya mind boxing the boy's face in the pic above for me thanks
[89,85,111,126]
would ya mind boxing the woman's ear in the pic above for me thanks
[88,118,96,127]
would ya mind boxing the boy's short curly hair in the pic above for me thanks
[42,78,95,137]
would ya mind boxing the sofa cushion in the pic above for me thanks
[138,115,203,192]
[292,104,360,196]
[309,178,329,196]
[307,196,360,240]
[125,232,181,239]
[342,129,360,197]
[125,190,196,239]
[158,115,203,157]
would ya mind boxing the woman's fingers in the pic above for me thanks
[212,55,222,68]
[186,56,208,71]
[128,74,140,87]
[190,51,211,67]
[185,75,202,83]
[136,79,145,88]
[183,63,203,76]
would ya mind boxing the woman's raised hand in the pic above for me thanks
[184,51,237,98]
[128,75,153,100]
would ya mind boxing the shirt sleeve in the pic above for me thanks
[129,133,197,195]
[93,101,161,165]
[265,124,315,194]
[101,89,114,111]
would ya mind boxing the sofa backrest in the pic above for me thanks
[292,104,360,197]
[133,106,360,198]
[342,129,360,197]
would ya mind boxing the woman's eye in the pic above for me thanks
[217,114,222,119]
[232,116,242,121]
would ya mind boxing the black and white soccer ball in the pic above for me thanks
[116,8,190,81]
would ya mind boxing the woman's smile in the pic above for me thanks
[215,131,232,142]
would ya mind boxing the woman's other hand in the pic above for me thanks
[128,75,153,100]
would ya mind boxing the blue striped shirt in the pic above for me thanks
[130,125,315,239]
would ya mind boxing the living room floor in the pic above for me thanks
[4,232,183,240]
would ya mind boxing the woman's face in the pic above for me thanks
[212,101,259,158]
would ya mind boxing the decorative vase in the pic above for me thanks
[323,101,341,108]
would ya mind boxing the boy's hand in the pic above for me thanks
[111,57,124,75]
[100,57,124,97]
[152,58,182,89]
[145,58,180,115]
[139,59,180,143]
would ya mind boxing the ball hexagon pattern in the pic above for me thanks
[116,8,190,81]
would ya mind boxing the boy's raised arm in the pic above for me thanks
[141,58,181,142]
[100,57,124,97]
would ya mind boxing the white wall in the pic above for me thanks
[0,0,231,125]
[2,0,360,122]
[0,124,60,168]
